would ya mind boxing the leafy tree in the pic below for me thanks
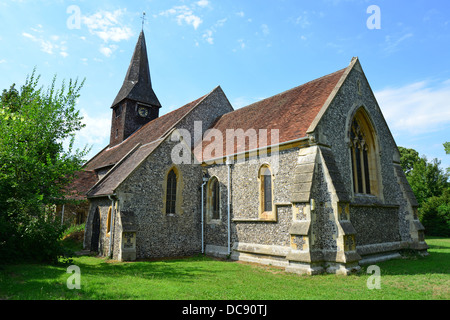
[0,69,88,263]
[398,147,448,206]
[398,146,421,177]
[420,188,450,237]
[445,142,450,174]
[398,146,450,236]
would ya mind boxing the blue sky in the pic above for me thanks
[0,0,449,170]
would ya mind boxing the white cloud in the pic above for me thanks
[202,18,227,45]
[22,31,62,55]
[236,11,245,18]
[295,13,311,29]
[78,109,111,146]
[99,44,118,57]
[82,9,133,42]
[375,80,450,135]
[160,5,203,30]
[383,32,413,54]
[197,0,209,7]
[203,30,214,44]
[0,59,6,64]
[261,24,270,36]
[22,32,35,40]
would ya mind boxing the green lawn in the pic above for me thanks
[0,237,449,300]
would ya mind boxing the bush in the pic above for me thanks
[420,188,450,237]
[0,70,88,264]
[0,211,66,264]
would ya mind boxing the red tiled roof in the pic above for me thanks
[84,94,206,171]
[64,170,98,201]
[197,68,346,162]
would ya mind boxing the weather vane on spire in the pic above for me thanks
[141,11,146,31]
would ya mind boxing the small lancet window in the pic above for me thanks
[106,206,112,235]
[166,169,177,214]
[261,166,273,212]
[209,177,220,220]
[350,117,372,195]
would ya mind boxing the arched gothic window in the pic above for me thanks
[350,109,378,195]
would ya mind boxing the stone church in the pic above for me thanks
[74,31,428,275]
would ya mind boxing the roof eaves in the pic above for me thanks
[86,142,142,198]
[109,137,168,195]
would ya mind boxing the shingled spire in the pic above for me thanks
[111,30,161,108]
[109,31,162,148]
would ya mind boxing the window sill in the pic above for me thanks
[351,195,398,208]
[233,213,277,223]
[207,219,222,225]
[232,218,278,222]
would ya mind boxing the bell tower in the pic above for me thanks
[109,30,161,147]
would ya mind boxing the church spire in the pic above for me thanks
[111,30,161,109]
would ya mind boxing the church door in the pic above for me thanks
[91,208,100,252]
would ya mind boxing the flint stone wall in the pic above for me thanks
[116,138,203,259]
[315,64,410,245]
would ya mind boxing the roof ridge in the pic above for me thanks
[231,68,347,113]
[157,85,221,139]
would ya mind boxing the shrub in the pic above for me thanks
[420,188,450,237]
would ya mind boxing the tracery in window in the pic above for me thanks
[350,109,379,195]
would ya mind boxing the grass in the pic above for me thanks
[0,237,449,300]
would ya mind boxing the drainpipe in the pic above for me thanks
[201,177,208,254]
[108,194,116,258]
[226,156,232,256]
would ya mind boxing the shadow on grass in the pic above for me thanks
[0,255,225,300]
[1,239,449,300]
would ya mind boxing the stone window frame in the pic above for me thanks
[206,176,222,224]
[258,164,276,220]
[162,165,184,216]
[348,107,381,198]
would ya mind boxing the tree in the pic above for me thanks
[445,142,450,174]
[398,147,448,206]
[0,70,88,263]
[398,146,421,177]
[398,146,450,237]
[420,188,450,237]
